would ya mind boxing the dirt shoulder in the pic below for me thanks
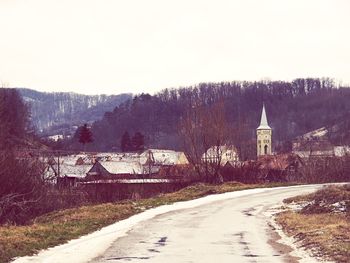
[275,184,350,263]
[267,225,300,263]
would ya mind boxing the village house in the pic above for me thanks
[257,153,303,172]
[86,160,143,179]
[292,128,350,158]
[334,146,350,157]
[256,153,304,182]
[42,149,189,186]
[86,149,189,178]
[139,149,189,166]
[42,159,92,186]
[201,145,239,165]
[80,149,189,180]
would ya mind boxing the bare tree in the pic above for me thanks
[179,97,232,183]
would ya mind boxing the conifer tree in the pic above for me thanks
[78,123,93,149]
[131,132,144,151]
[121,131,131,152]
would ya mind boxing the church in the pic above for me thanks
[257,104,272,157]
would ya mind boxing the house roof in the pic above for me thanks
[58,154,91,165]
[46,150,188,179]
[99,161,143,175]
[300,127,328,140]
[95,152,141,161]
[140,149,187,165]
[257,154,302,170]
[257,104,271,130]
[50,163,92,178]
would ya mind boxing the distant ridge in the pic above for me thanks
[17,88,132,136]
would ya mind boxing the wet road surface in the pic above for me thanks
[91,185,322,263]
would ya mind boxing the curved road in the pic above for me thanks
[90,185,324,263]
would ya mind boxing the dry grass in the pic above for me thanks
[0,181,289,263]
[284,184,350,205]
[276,184,350,263]
[0,203,137,263]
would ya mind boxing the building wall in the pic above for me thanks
[221,149,239,163]
[257,129,272,156]
[177,152,189,165]
[202,146,239,165]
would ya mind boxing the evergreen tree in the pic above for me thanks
[78,123,93,149]
[131,132,144,151]
[120,131,131,152]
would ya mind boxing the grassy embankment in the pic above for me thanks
[276,184,350,263]
[0,182,289,263]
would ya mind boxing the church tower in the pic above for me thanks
[257,104,272,157]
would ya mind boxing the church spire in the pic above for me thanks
[257,103,271,130]
[257,103,272,156]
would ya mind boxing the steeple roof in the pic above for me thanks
[257,104,271,130]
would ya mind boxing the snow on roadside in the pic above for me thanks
[12,185,319,263]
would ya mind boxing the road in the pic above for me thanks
[90,185,324,263]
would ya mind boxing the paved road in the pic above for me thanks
[91,185,323,263]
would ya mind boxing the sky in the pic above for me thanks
[0,0,349,95]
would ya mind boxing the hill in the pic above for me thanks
[17,88,132,137]
[78,78,350,159]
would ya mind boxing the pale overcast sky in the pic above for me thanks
[0,0,349,95]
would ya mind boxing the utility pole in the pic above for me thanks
[57,151,60,178]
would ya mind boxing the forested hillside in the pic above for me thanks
[73,78,350,159]
[18,88,131,136]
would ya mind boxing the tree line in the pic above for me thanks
[1,81,350,224]
[120,131,145,152]
[62,78,350,159]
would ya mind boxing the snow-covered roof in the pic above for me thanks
[293,150,334,158]
[257,104,271,130]
[99,161,143,175]
[95,152,140,160]
[59,154,91,165]
[293,151,311,158]
[57,153,140,166]
[334,146,350,157]
[48,135,64,141]
[300,127,328,140]
[45,150,188,178]
[51,163,92,178]
[140,149,188,165]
